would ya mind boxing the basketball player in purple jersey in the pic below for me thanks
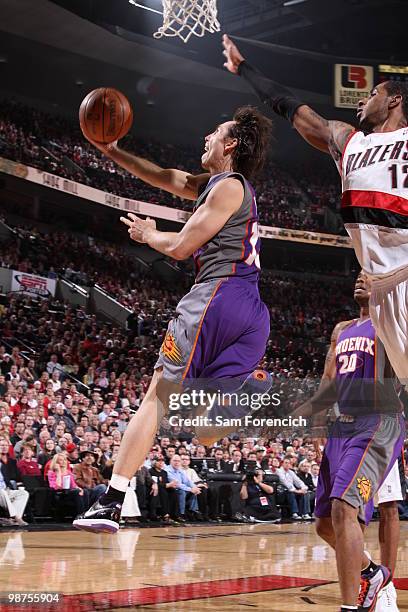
[300,272,403,611]
[73,106,273,533]
[222,35,408,390]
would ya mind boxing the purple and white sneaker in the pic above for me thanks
[73,500,121,534]
[358,565,392,611]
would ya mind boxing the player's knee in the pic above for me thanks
[156,369,183,417]
[315,517,332,540]
[331,498,356,529]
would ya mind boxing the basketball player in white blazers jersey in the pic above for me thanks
[222,37,407,612]
[222,35,408,390]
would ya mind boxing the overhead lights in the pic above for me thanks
[283,0,308,6]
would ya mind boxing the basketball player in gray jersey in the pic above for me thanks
[74,106,273,533]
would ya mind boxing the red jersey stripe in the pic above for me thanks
[341,189,408,217]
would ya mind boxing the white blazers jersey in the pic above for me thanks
[340,127,408,278]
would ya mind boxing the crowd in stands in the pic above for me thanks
[0,219,190,311]
[0,99,340,232]
[0,218,356,526]
[0,324,324,526]
[0,216,354,380]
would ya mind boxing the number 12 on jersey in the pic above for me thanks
[388,163,408,189]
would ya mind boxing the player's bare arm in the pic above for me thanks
[120,177,244,259]
[292,109,354,161]
[81,135,210,201]
[291,319,352,421]
[322,319,353,380]
[222,34,354,161]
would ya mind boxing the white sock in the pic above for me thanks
[341,606,357,610]
[110,474,130,492]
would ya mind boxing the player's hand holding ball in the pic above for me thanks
[120,213,156,243]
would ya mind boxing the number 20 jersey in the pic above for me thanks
[335,317,401,415]
[340,127,408,278]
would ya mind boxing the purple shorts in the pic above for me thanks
[155,277,270,382]
[315,413,405,525]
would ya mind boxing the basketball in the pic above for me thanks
[79,88,133,144]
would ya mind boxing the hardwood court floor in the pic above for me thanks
[1,522,408,611]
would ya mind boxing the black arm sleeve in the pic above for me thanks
[238,60,305,122]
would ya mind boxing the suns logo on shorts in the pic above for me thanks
[161,332,183,365]
[357,476,372,503]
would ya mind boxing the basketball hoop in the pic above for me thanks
[129,0,220,44]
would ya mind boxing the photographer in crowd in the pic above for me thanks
[240,468,281,523]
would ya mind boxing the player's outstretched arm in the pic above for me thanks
[222,34,354,162]
[120,177,244,259]
[82,137,209,201]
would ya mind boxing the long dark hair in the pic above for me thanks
[228,105,272,180]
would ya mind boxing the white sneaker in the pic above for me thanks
[302,514,312,520]
[375,581,399,612]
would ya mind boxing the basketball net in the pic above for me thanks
[129,0,220,44]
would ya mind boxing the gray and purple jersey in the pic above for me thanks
[193,172,260,284]
[155,171,269,383]
[335,317,401,415]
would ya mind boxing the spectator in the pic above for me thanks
[66,443,81,466]
[0,437,29,526]
[47,453,86,514]
[225,449,244,473]
[297,460,317,516]
[116,411,129,434]
[277,456,311,520]
[17,444,42,477]
[73,451,107,506]
[311,463,320,489]
[10,422,25,446]
[46,354,63,375]
[148,456,173,523]
[213,448,227,472]
[164,455,201,521]
[51,371,61,393]
[180,455,207,520]
[164,445,177,465]
[6,365,20,383]
[38,438,57,472]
